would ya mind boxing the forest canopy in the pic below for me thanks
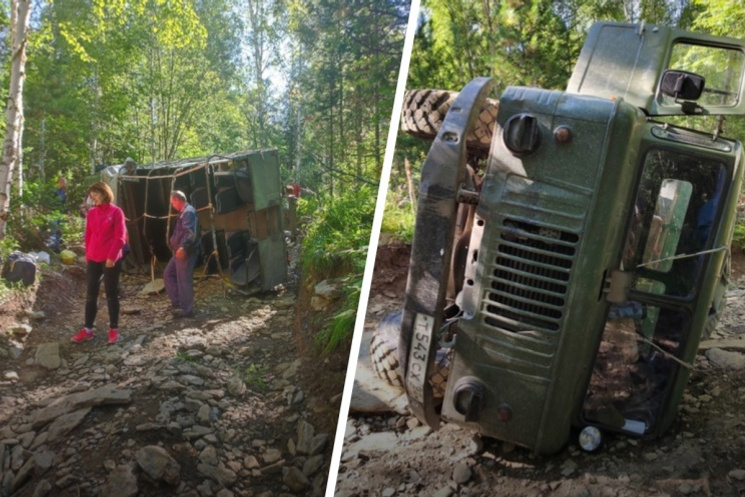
[394,0,745,194]
[0,0,410,202]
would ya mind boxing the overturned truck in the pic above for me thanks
[385,22,745,454]
[113,150,287,292]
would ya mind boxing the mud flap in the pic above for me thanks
[399,77,495,429]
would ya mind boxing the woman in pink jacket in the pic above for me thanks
[71,182,127,344]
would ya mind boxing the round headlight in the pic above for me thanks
[578,426,602,452]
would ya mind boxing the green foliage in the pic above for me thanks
[174,351,197,363]
[733,196,745,251]
[298,187,375,280]
[12,0,407,205]
[241,363,267,391]
[409,0,579,92]
[59,215,86,250]
[380,187,415,244]
[733,222,745,250]
[285,0,409,194]
[299,187,375,352]
[0,237,40,306]
[0,277,31,309]
[314,274,361,354]
[0,236,19,303]
[6,180,75,252]
[692,0,744,37]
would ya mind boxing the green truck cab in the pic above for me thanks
[399,22,745,454]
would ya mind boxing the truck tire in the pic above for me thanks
[400,89,499,154]
[370,310,451,398]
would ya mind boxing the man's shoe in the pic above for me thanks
[71,328,94,343]
[108,329,120,344]
[173,310,194,319]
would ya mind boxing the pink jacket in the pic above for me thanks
[85,202,127,263]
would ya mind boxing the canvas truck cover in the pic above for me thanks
[114,150,287,292]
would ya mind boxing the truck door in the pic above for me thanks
[582,144,732,437]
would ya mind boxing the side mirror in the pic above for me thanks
[660,70,705,100]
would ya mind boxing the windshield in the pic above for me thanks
[660,42,745,108]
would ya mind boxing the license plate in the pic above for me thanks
[406,313,435,404]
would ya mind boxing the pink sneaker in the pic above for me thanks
[108,329,120,344]
[71,328,94,343]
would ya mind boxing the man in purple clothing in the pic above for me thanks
[164,190,200,318]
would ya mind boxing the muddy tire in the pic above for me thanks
[370,310,451,398]
[400,89,499,153]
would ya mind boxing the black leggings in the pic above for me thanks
[85,259,122,329]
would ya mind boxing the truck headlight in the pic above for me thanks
[578,425,602,452]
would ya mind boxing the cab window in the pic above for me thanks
[622,149,727,297]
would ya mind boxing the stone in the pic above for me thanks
[198,404,211,425]
[433,486,455,497]
[3,371,19,381]
[643,452,659,462]
[452,462,471,484]
[10,324,33,337]
[25,310,46,320]
[244,455,260,469]
[136,445,181,486]
[262,448,282,465]
[302,454,325,476]
[309,434,329,456]
[197,463,237,487]
[199,446,219,466]
[345,432,399,456]
[281,359,302,380]
[314,280,340,299]
[9,345,23,360]
[310,295,331,311]
[33,451,54,472]
[296,420,315,455]
[29,386,132,429]
[705,348,745,369]
[31,479,52,497]
[140,278,165,295]
[46,408,91,442]
[226,375,247,397]
[729,469,745,481]
[11,456,35,493]
[282,466,309,493]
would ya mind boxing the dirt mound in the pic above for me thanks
[370,243,410,297]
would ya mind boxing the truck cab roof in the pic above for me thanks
[567,22,745,118]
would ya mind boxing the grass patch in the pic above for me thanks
[314,274,362,354]
[241,363,267,391]
[298,187,375,353]
[298,187,374,281]
[380,188,415,244]
[174,351,197,363]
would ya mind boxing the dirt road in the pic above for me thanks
[0,262,345,497]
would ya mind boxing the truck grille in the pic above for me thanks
[483,219,578,338]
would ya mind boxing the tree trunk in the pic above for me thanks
[0,0,32,239]
[404,157,416,209]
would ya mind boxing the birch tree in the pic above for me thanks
[0,0,31,239]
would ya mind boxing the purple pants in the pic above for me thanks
[164,250,198,314]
